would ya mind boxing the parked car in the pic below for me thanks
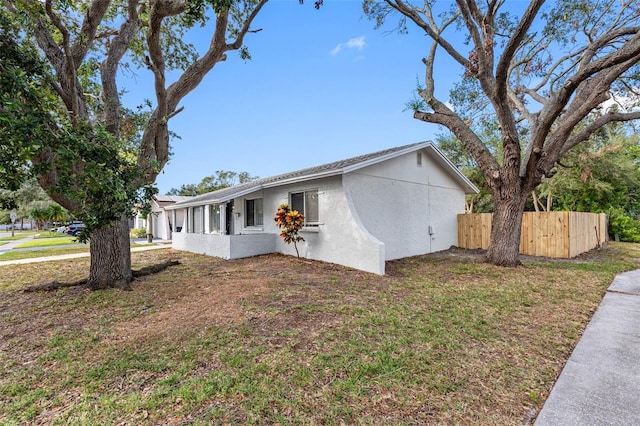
[65,222,85,236]
[50,224,67,232]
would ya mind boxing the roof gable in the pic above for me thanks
[167,142,478,209]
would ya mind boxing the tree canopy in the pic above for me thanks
[0,7,58,193]
[365,0,640,265]
[2,0,268,289]
[536,124,640,240]
[438,121,640,241]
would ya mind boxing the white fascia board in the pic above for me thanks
[261,170,343,188]
[425,144,479,194]
[342,141,434,174]
[164,200,218,210]
[215,186,265,202]
[170,171,345,211]
[164,186,266,210]
[341,141,478,194]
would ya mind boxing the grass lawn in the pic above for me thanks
[0,243,638,425]
[0,231,40,241]
[0,246,90,261]
[14,236,80,249]
[0,243,157,262]
[35,232,73,239]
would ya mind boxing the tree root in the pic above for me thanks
[23,260,181,293]
[24,278,87,292]
[132,260,180,278]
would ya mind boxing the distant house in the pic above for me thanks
[165,142,478,274]
[134,195,193,240]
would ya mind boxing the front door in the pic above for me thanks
[225,200,234,235]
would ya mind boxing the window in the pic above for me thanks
[192,206,203,234]
[290,190,319,225]
[209,204,221,233]
[417,152,423,166]
[245,198,263,227]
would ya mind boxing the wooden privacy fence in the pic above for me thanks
[458,212,608,259]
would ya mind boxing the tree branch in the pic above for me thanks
[414,102,500,185]
[578,27,640,70]
[491,0,544,183]
[44,0,70,54]
[529,28,640,176]
[561,110,640,156]
[533,48,586,93]
[100,0,143,137]
[454,0,487,78]
[495,0,544,94]
[420,12,457,103]
[528,47,640,181]
[137,0,269,184]
[71,0,111,68]
[385,0,469,69]
[44,0,83,121]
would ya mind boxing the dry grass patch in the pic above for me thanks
[1,243,638,425]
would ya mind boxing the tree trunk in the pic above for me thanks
[87,215,133,291]
[485,190,528,267]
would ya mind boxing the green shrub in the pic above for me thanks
[607,209,640,243]
[130,227,147,238]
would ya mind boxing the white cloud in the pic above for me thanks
[330,36,366,56]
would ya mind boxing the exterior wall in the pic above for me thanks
[172,232,275,259]
[170,149,467,274]
[133,203,186,240]
[344,149,466,260]
[150,210,168,240]
[230,233,277,258]
[258,176,386,275]
[173,231,231,258]
[427,185,467,252]
[133,215,145,230]
[171,176,385,274]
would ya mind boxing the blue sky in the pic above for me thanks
[124,1,463,193]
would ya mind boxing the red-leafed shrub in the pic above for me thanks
[274,203,305,257]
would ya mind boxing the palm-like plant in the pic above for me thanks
[45,203,67,226]
[274,204,305,258]
[29,206,48,230]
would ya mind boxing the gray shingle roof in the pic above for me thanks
[168,141,477,209]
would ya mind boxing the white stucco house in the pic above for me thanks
[134,195,193,240]
[165,142,478,275]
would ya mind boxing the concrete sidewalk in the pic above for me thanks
[0,236,171,266]
[0,234,38,253]
[535,270,640,425]
[0,244,170,266]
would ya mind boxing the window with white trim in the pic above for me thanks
[209,204,221,233]
[245,198,264,227]
[290,189,319,225]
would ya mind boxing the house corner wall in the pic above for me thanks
[261,176,386,275]
[343,151,467,260]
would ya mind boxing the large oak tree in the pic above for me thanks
[2,0,267,289]
[364,0,640,266]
